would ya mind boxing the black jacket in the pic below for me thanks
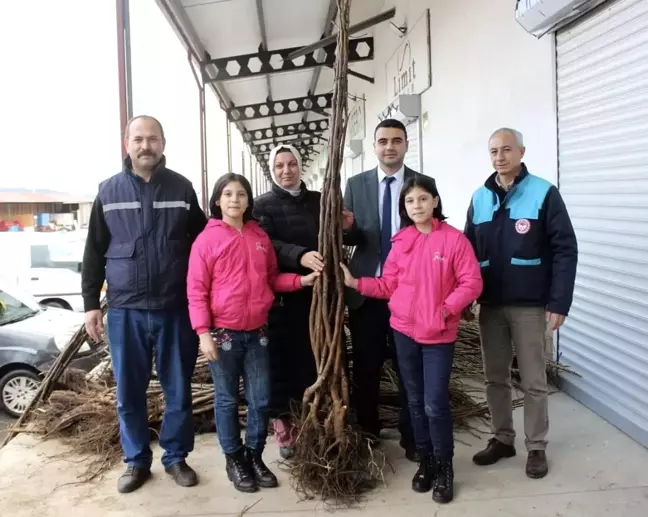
[464,164,578,315]
[81,156,207,311]
[253,181,320,414]
[253,182,321,274]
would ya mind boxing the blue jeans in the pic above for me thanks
[107,308,198,469]
[208,329,270,454]
[393,330,455,460]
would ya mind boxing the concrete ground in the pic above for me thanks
[0,413,13,443]
[0,393,647,517]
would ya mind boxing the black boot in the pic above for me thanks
[411,453,436,493]
[246,447,278,488]
[432,459,454,504]
[225,449,257,493]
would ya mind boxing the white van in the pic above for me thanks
[0,232,89,311]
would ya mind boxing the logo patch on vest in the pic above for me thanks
[515,219,531,234]
[256,242,267,253]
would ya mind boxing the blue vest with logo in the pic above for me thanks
[99,163,195,310]
[468,168,555,308]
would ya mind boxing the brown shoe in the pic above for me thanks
[526,450,548,479]
[472,438,516,466]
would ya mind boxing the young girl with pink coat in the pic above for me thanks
[187,173,318,494]
[341,175,482,504]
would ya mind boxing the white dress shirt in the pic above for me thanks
[376,165,405,275]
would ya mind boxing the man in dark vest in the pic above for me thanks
[82,115,207,493]
[342,118,422,462]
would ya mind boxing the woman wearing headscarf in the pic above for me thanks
[252,144,324,459]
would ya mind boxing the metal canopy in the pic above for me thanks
[227,93,333,122]
[202,38,373,82]
[156,0,389,180]
[242,119,329,143]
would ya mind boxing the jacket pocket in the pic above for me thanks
[508,257,548,304]
[105,243,137,293]
[389,281,417,328]
[164,240,189,294]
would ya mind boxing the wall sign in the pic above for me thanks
[385,9,431,105]
[348,98,366,140]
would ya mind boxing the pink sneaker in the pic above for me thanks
[272,418,297,459]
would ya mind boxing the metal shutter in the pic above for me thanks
[556,0,648,447]
[404,119,421,172]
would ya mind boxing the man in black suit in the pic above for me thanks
[342,118,424,461]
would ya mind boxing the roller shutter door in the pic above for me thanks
[556,0,648,447]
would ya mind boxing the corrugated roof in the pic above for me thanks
[155,0,385,177]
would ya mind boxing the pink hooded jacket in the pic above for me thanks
[187,219,303,334]
[357,220,483,344]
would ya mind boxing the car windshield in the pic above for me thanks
[0,286,40,326]
[30,234,85,271]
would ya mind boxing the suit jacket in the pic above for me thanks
[342,165,426,309]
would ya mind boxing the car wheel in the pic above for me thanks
[42,300,71,310]
[0,369,41,418]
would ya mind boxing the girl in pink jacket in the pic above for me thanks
[341,175,482,504]
[187,173,318,494]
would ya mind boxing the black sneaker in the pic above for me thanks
[472,438,516,466]
[117,466,151,494]
[246,447,278,488]
[411,453,436,493]
[432,459,454,504]
[526,450,548,479]
[226,449,258,493]
[165,460,198,487]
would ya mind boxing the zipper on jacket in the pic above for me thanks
[407,237,423,340]
[140,183,150,310]
[496,188,516,300]
[240,229,251,328]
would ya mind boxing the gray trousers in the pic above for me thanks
[479,305,549,451]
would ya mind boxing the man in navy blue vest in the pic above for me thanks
[465,128,577,480]
[81,115,207,493]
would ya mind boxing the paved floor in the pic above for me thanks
[0,413,13,443]
[0,393,647,517]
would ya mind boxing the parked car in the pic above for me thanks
[0,275,101,417]
[0,232,89,311]
[21,267,85,312]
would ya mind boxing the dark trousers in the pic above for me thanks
[393,330,455,459]
[348,298,414,447]
[107,308,198,469]
[267,292,317,418]
[209,329,270,454]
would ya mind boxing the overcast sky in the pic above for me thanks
[1,0,228,199]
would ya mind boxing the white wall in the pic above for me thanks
[130,0,230,207]
[344,0,558,227]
